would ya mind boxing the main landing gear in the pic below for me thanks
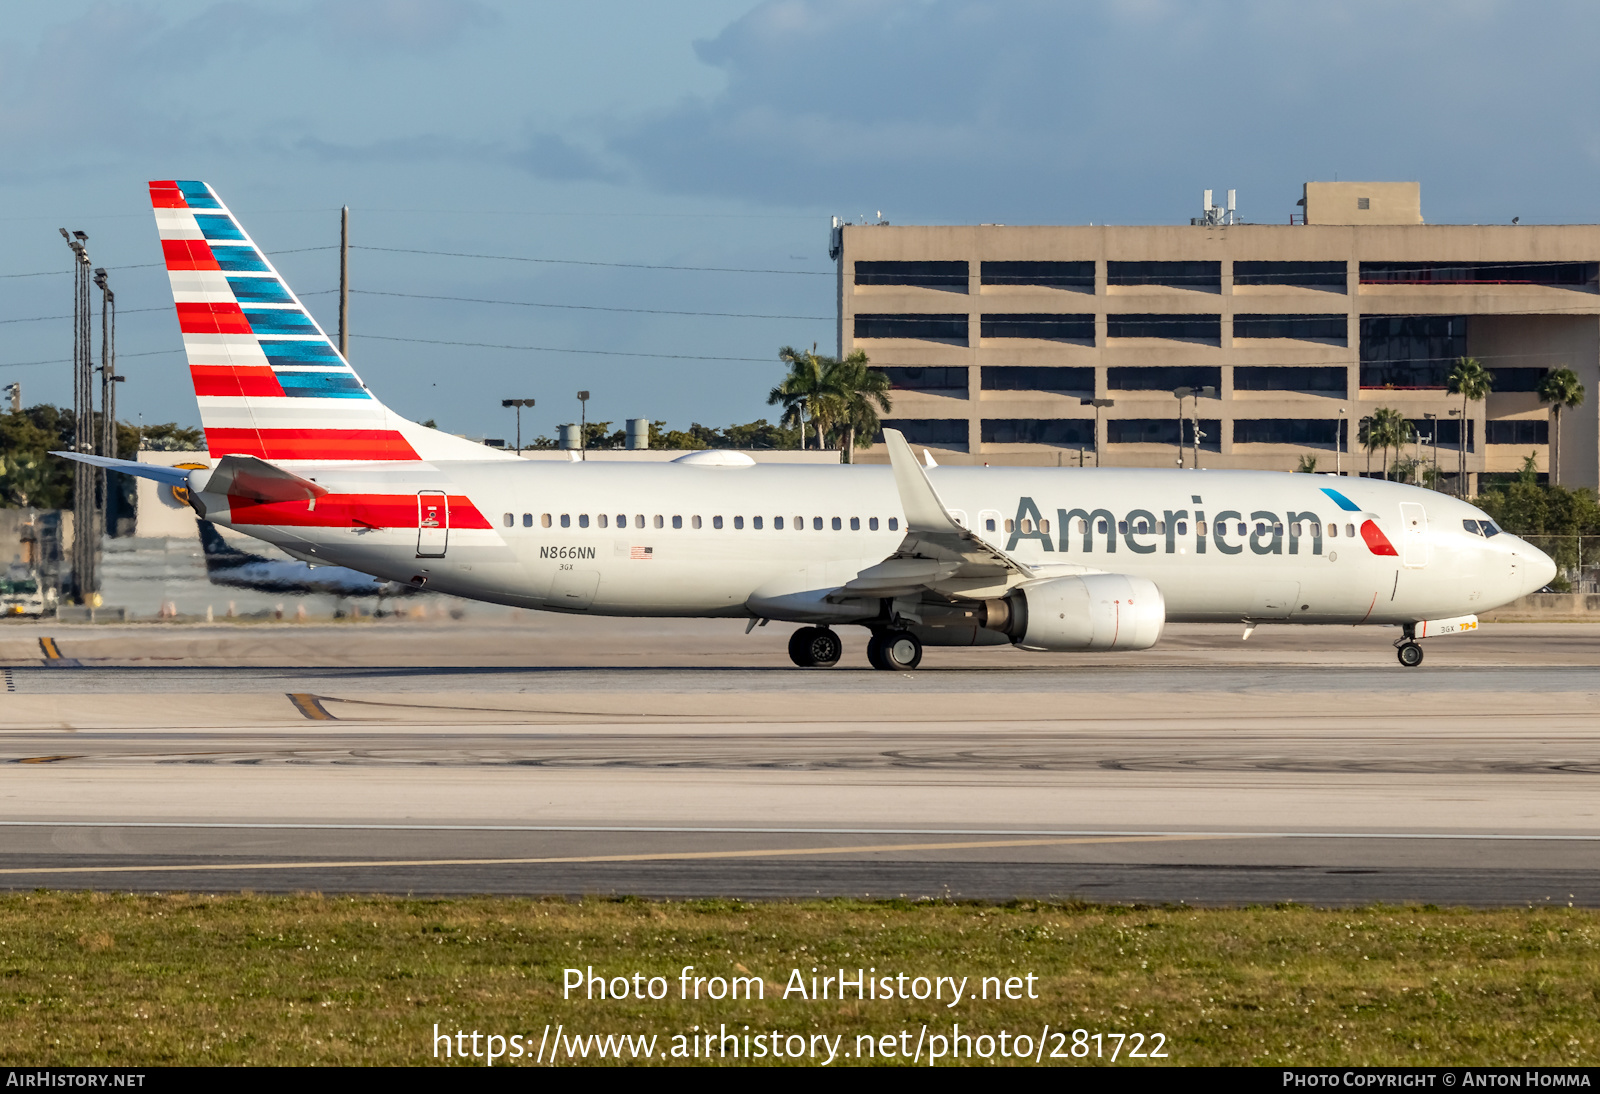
[867,629,923,671]
[787,626,842,668]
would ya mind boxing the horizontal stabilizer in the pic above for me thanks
[203,455,328,504]
[50,451,193,487]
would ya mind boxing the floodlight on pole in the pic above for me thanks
[1081,397,1113,467]
[577,391,590,461]
[501,398,535,454]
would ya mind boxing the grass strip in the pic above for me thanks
[0,892,1595,1066]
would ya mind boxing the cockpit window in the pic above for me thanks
[1482,522,1501,537]
[1462,519,1481,535]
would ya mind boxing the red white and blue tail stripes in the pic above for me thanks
[150,180,509,464]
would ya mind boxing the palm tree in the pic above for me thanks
[1362,407,1411,481]
[768,346,825,449]
[820,351,891,464]
[1447,357,1493,495]
[1537,366,1585,486]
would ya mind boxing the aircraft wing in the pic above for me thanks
[832,429,1037,601]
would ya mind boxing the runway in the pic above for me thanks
[2,617,1598,905]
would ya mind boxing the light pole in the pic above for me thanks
[1080,397,1113,467]
[501,398,534,454]
[577,390,590,461]
[1192,385,1214,469]
[1423,412,1440,490]
[1448,408,1463,496]
[1172,387,1191,468]
[1336,407,1347,476]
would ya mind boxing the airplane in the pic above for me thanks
[196,518,417,599]
[59,180,1556,671]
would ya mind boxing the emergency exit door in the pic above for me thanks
[417,490,449,557]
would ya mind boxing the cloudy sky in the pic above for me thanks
[4,0,1599,439]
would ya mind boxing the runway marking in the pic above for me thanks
[0,834,1226,877]
[3,669,11,692]
[38,637,62,661]
[287,693,336,721]
[13,756,81,764]
[1,821,1599,841]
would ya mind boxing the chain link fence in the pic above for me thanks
[1513,535,1600,591]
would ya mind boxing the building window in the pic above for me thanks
[1359,316,1466,388]
[1233,366,1347,393]
[1106,314,1221,342]
[854,314,968,344]
[981,419,1094,446]
[1487,368,1549,393]
[1108,419,1221,447]
[1233,314,1347,342]
[854,260,968,291]
[1410,418,1472,450]
[1486,420,1548,446]
[877,419,968,449]
[1106,365,1221,391]
[981,366,1094,393]
[1359,262,1597,287]
[979,314,1094,342]
[1107,261,1220,290]
[1357,197,1371,210]
[1233,261,1346,290]
[980,261,1094,290]
[877,366,968,396]
[1233,419,1341,448]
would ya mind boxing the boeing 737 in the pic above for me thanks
[61,180,1556,670]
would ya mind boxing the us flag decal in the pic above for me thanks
[630,546,653,559]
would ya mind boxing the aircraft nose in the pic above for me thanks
[1518,542,1558,595]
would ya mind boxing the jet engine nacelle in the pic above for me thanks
[992,573,1165,651]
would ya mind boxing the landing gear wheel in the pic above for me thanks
[1396,641,1424,668]
[867,630,922,671]
[788,626,841,668]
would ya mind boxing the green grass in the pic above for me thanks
[0,892,1596,1066]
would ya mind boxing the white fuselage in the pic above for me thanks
[198,461,1554,627]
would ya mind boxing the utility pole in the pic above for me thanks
[60,228,97,605]
[1081,397,1114,467]
[1336,407,1347,476]
[338,205,349,360]
[93,267,120,535]
[1173,387,1191,468]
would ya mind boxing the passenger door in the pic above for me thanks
[416,490,449,558]
[1399,502,1427,568]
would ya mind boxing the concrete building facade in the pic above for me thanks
[840,182,1600,490]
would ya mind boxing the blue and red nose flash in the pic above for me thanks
[1321,487,1399,556]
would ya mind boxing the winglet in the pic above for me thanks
[884,427,963,534]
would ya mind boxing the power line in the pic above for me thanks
[355,244,831,276]
[0,306,169,326]
[350,288,830,321]
[354,333,775,363]
[0,349,181,371]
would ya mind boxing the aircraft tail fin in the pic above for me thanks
[148,180,513,464]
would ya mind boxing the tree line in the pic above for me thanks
[0,405,202,511]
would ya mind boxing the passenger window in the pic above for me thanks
[560,514,571,528]
[1157,520,1165,535]
[1040,519,1050,534]
[1133,519,1147,534]
[754,516,764,530]
[795,516,804,530]
[1177,521,1188,535]
[578,514,589,528]
[654,515,664,529]
[850,517,860,530]
[1273,522,1283,535]
[1309,523,1319,537]
[888,518,899,531]
[814,517,824,530]
[673,515,684,529]
[617,514,626,528]
[1196,521,1206,536]
[831,517,841,530]
[633,514,642,528]
[733,516,742,530]
[1021,518,1033,534]
[542,514,552,528]
[502,513,513,528]
[774,516,783,529]
[1328,523,1337,538]
[869,517,879,531]
[598,514,608,528]
[1237,523,1247,536]
[1118,520,1129,534]
[1345,523,1355,537]
[691,515,702,529]
[1290,523,1302,537]
[523,513,533,528]
[1077,519,1088,534]
[712,516,723,529]
[1096,519,1107,534]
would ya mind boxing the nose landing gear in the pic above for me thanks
[787,626,842,668]
[1396,641,1424,668]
